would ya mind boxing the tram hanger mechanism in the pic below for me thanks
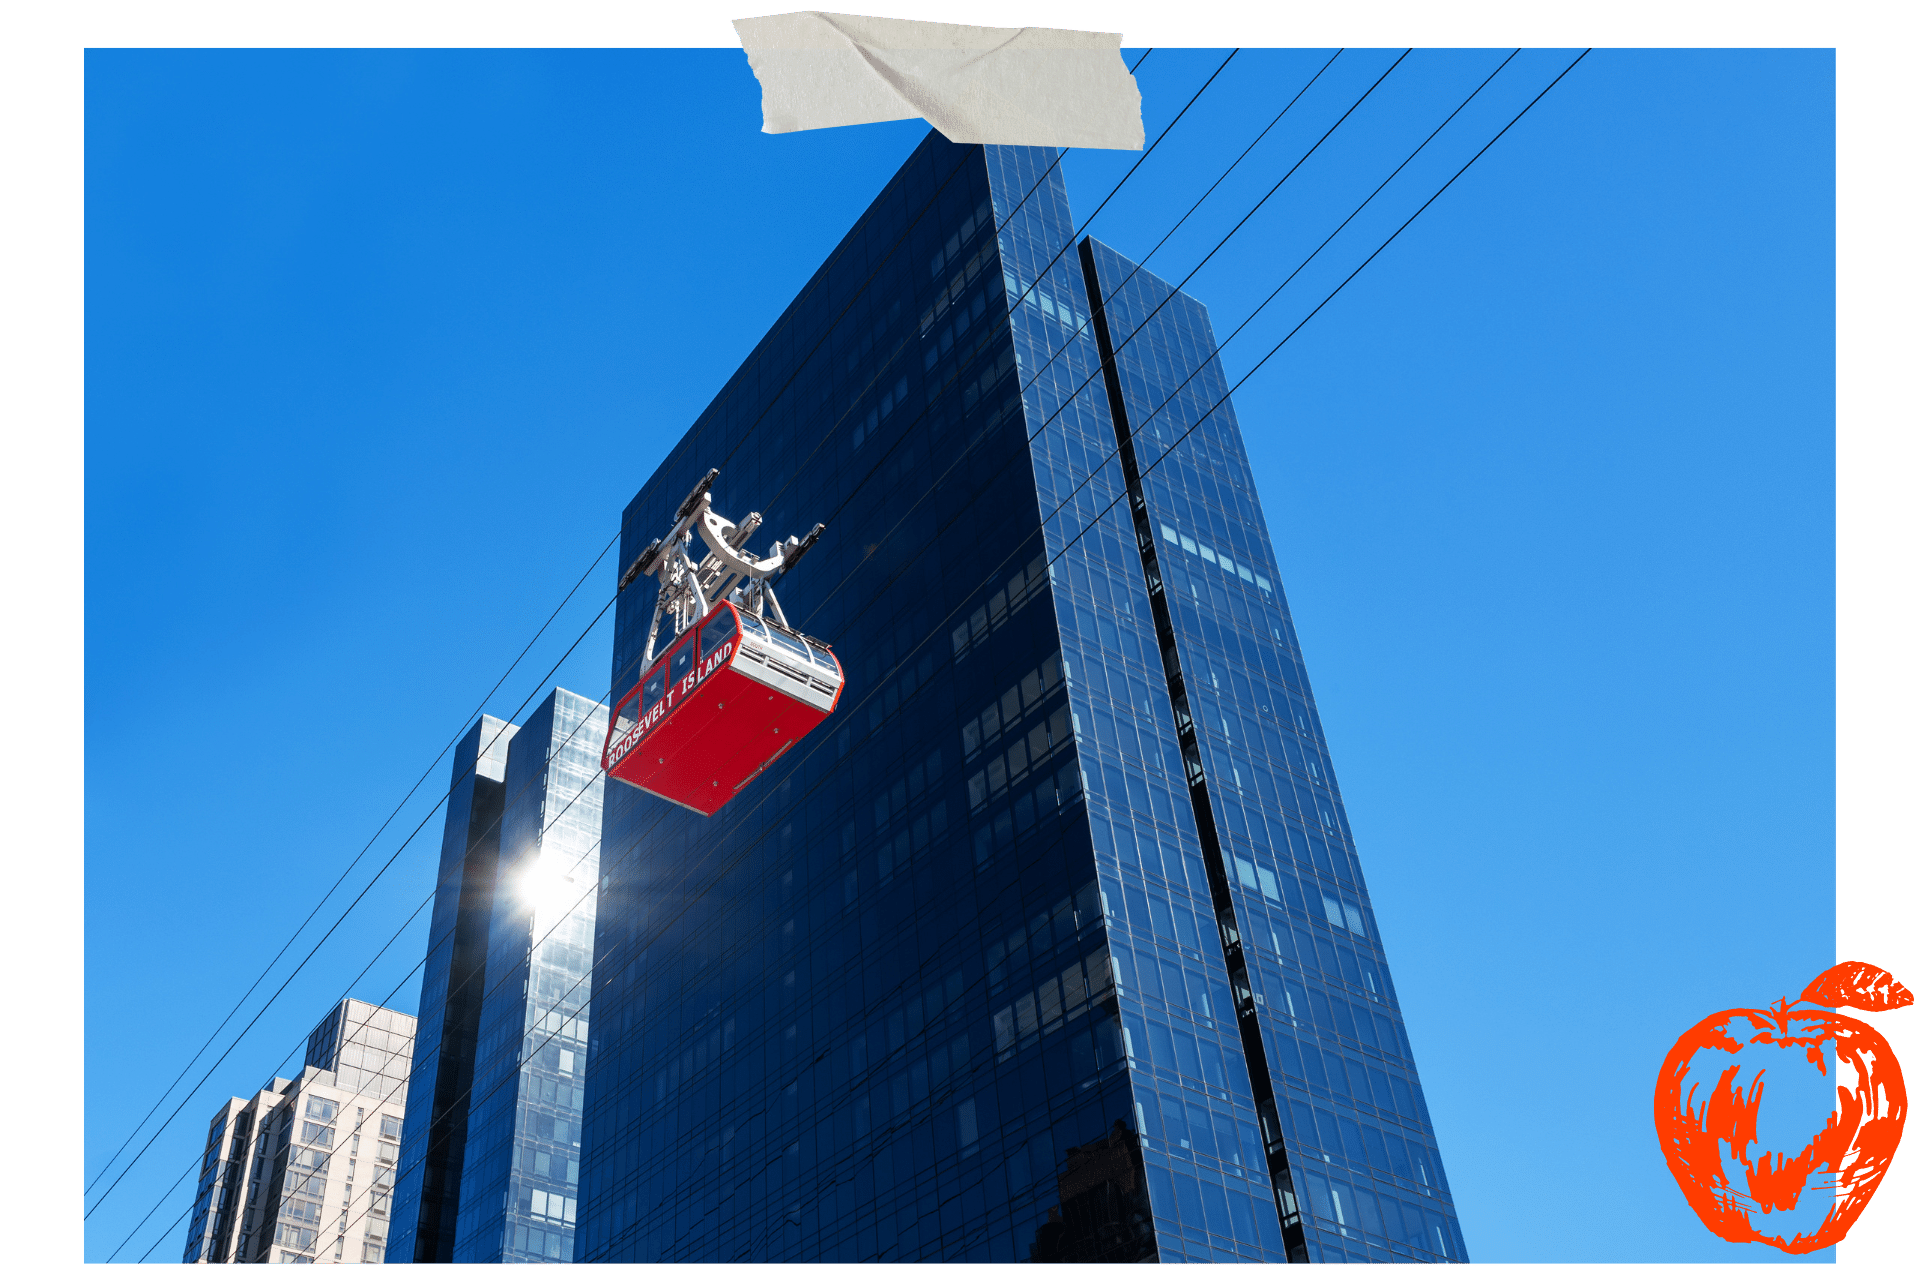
[602,469,842,816]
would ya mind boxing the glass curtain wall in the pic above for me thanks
[991,149,1290,1264]
[390,716,516,1264]
[1079,237,1468,1265]
[451,689,606,1262]
[579,135,1139,1264]
[574,133,1464,1266]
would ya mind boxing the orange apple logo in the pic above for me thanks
[1654,961,1910,1253]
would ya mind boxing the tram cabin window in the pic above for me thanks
[700,607,737,658]
[768,627,811,662]
[671,642,694,684]
[641,669,667,711]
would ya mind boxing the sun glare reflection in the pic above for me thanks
[520,853,584,929]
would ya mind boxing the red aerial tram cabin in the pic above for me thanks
[601,468,841,816]
[602,601,842,815]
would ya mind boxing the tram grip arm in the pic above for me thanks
[620,538,663,591]
[781,523,826,573]
[676,468,720,521]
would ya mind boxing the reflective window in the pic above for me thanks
[700,606,737,658]
[417,689,605,1264]
[1074,232,1465,1264]
[766,626,812,663]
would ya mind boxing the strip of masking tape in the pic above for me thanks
[732,11,1144,151]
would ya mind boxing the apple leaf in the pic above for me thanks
[1798,961,1914,1012]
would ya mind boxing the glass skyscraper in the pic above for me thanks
[575,134,1465,1264]
[391,689,606,1264]
[389,715,515,1263]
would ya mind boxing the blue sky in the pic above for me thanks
[83,48,1834,1262]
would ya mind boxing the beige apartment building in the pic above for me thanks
[181,999,416,1264]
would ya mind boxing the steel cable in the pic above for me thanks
[119,48,1583,1262]
[92,48,1169,1230]
[293,47,1590,1267]
[107,45,1209,1254]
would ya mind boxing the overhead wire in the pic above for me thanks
[969,48,1402,455]
[135,40,1351,1258]
[94,47,1166,1235]
[604,45,1218,698]
[798,50,1411,628]
[701,47,1390,657]
[88,589,619,1236]
[82,527,620,1207]
[785,41,1522,711]
[109,44,1191,1256]
[719,46,1315,624]
[685,45,1340,674]
[571,50,1589,1261]
[122,46,1584,1262]
[547,50,1581,1258]
[125,47,1265,1260]
[105,596,622,1261]
[625,44,1170,607]
[296,47,1591,1265]
[126,687,622,1263]
[1112,50,1597,512]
